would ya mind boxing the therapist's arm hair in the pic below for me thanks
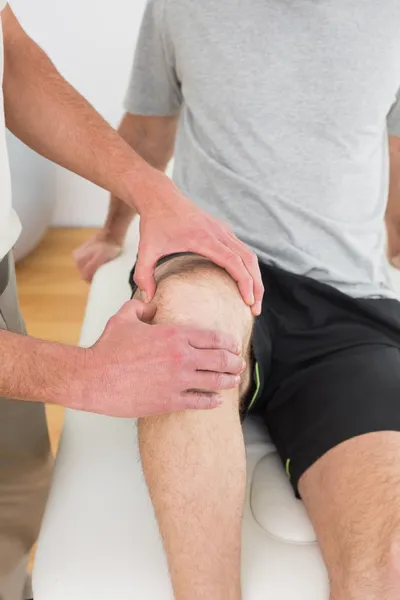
[0,328,84,407]
[386,136,400,264]
[104,113,179,243]
[1,6,161,209]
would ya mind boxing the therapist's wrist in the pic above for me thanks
[27,337,87,409]
[121,163,173,216]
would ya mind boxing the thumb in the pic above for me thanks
[122,298,157,323]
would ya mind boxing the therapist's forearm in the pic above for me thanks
[1,6,154,212]
[0,329,83,407]
[103,113,176,242]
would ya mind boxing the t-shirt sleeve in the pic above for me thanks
[124,0,182,116]
[388,89,400,136]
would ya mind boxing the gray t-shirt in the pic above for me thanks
[126,0,400,298]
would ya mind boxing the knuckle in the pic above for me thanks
[196,231,213,247]
[219,350,229,371]
[249,251,259,267]
[134,271,146,284]
[186,393,200,409]
[171,347,188,368]
[227,253,242,267]
[213,372,224,389]
[118,301,131,316]
[212,330,222,347]
[191,392,210,409]
[106,315,118,331]
[256,280,265,294]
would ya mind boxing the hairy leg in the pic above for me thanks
[299,432,400,600]
[136,256,253,600]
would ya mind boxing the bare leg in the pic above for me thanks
[300,432,400,600]
[137,257,253,600]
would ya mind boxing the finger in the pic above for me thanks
[81,255,103,283]
[77,255,95,282]
[179,391,223,411]
[81,250,108,282]
[192,348,245,375]
[193,240,254,307]
[189,372,241,392]
[186,328,241,354]
[83,248,122,283]
[72,245,88,263]
[134,246,159,302]
[222,233,264,315]
[72,248,88,270]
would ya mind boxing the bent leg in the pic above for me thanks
[136,256,253,600]
[301,432,400,600]
[296,347,400,600]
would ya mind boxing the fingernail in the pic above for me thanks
[253,301,262,316]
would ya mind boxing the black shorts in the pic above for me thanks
[130,257,400,497]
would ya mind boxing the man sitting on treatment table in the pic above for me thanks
[75,1,400,598]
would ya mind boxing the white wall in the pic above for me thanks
[10,0,147,226]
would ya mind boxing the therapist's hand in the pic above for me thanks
[76,299,245,418]
[133,175,264,316]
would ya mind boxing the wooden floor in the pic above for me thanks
[16,227,98,569]
[16,227,97,452]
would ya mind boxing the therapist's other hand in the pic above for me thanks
[73,230,123,282]
[133,175,264,316]
[76,299,244,418]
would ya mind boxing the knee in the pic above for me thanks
[136,258,253,429]
[146,257,253,355]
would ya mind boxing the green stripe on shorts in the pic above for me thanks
[247,362,261,411]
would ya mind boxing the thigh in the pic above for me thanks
[300,431,400,595]
[267,344,400,585]
[267,344,400,494]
